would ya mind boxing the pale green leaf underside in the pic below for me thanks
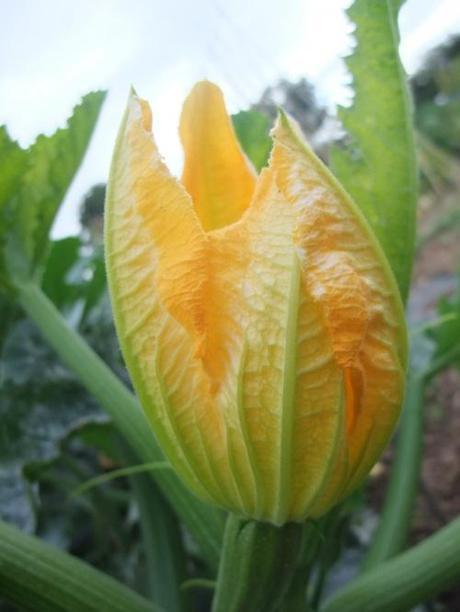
[331,0,417,303]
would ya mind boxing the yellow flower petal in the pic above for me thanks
[207,170,346,523]
[105,91,233,507]
[269,111,407,515]
[179,80,256,231]
[106,86,407,525]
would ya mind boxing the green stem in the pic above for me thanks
[16,280,223,569]
[124,444,187,612]
[131,476,186,612]
[321,515,460,612]
[211,514,305,612]
[364,337,460,572]
[0,518,159,612]
[362,372,425,569]
[283,522,322,612]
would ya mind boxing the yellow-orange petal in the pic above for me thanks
[106,90,346,523]
[208,169,347,523]
[269,111,407,514]
[179,80,256,231]
[106,87,407,526]
[105,91,237,507]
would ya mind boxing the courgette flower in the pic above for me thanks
[105,81,407,525]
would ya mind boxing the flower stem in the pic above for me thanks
[211,514,307,612]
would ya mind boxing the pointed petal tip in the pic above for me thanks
[125,87,152,133]
[126,87,141,115]
[270,109,301,152]
[188,79,222,96]
[276,106,289,123]
[271,108,302,144]
[270,107,284,136]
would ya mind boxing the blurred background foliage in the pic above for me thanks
[1,32,460,612]
[413,35,460,155]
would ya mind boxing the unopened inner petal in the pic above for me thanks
[180,80,257,231]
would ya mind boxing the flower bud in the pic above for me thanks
[105,81,407,525]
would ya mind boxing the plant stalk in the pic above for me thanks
[362,372,425,569]
[212,514,306,612]
[321,514,460,612]
[0,518,158,612]
[123,442,187,612]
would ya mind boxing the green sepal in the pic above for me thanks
[212,514,306,612]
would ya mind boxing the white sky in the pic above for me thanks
[1,0,459,237]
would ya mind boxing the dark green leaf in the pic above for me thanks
[0,319,103,530]
[41,236,82,307]
[0,128,27,289]
[426,277,460,372]
[80,246,107,322]
[65,419,118,461]
[232,110,272,171]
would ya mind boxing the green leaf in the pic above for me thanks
[0,518,160,612]
[42,237,107,325]
[21,91,106,268]
[22,419,171,595]
[0,128,26,209]
[64,419,119,462]
[331,0,417,303]
[41,236,82,307]
[1,91,106,288]
[0,318,103,531]
[426,277,460,373]
[0,128,27,288]
[232,110,272,171]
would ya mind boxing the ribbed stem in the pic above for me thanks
[123,443,186,612]
[0,518,158,612]
[321,515,460,612]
